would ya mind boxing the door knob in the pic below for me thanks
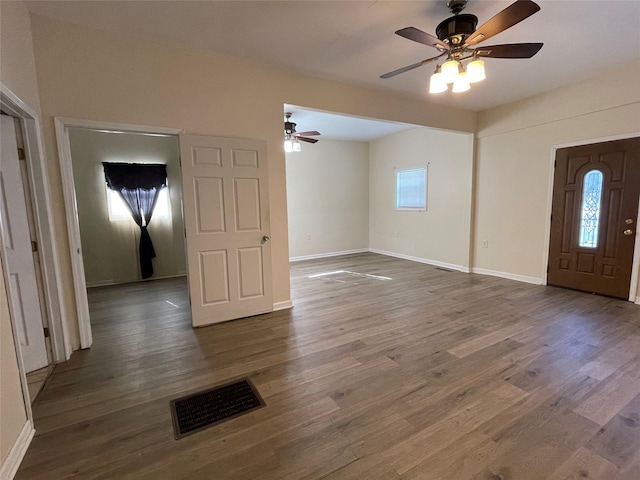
[262,235,270,242]
[623,229,634,236]
[625,218,634,224]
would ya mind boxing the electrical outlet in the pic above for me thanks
[482,240,489,248]
[306,233,311,240]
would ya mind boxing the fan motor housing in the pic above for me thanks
[284,121,296,135]
[436,14,478,45]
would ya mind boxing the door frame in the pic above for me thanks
[54,117,183,348]
[543,132,640,303]
[1,82,71,363]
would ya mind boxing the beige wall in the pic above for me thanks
[29,13,475,347]
[475,61,640,294]
[0,0,37,470]
[68,128,186,286]
[286,139,369,259]
[369,128,474,270]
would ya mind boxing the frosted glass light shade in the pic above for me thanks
[452,71,470,92]
[467,59,486,83]
[441,60,459,84]
[429,71,447,93]
[284,138,293,152]
[293,140,301,152]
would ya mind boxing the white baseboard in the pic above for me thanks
[289,249,369,263]
[273,300,293,311]
[369,248,470,273]
[635,296,640,305]
[471,267,543,285]
[290,248,546,287]
[0,420,35,480]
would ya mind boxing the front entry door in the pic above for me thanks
[0,115,48,372]
[180,134,272,327]
[548,137,640,299]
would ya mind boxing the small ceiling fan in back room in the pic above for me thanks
[381,0,543,94]
[284,112,321,152]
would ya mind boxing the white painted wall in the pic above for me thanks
[475,61,640,295]
[68,128,186,286]
[369,128,474,271]
[286,139,369,259]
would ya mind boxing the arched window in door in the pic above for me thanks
[579,169,603,248]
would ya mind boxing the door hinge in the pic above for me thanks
[31,240,38,252]
[43,327,50,338]
[17,148,26,160]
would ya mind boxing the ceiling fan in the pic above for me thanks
[284,112,321,152]
[381,0,543,93]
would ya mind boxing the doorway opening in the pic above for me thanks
[283,104,475,293]
[55,118,184,349]
[66,127,187,289]
[57,118,275,345]
[1,84,70,420]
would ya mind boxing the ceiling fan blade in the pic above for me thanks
[395,27,450,51]
[380,52,446,79]
[464,0,540,47]
[297,137,319,144]
[293,131,321,137]
[475,42,543,58]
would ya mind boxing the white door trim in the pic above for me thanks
[54,117,182,348]
[1,82,71,363]
[543,132,640,302]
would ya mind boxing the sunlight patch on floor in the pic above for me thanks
[308,270,392,281]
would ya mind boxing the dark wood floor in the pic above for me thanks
[16,253,640,479]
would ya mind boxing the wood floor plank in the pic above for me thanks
[585,391,640,470]
[547,446,619,480]
[15,253,640,479]
[573,372,640,426]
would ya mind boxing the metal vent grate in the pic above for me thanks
[170,378,265,439]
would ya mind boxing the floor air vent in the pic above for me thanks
[170,378,265,439]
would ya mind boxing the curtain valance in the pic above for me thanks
[102,162,167,190]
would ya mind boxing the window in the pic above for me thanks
[396,167,427,210]
[107,186,170,221]
[579,169,603,248]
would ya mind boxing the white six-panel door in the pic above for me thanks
[0,115,48,372]
[180,134,272,327]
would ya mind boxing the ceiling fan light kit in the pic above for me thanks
[283,113,320,152]
[382,0,543,95]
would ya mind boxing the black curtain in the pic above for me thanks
[103,163,167,279]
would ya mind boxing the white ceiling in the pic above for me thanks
[26,0,640,139]
[284,105,417,141]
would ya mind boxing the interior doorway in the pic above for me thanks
[56,118,275,344]
[66,127,187,289]
[547,137,640,299]
[55,118,184,348]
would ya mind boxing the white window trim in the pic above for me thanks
[395,166,428,211]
